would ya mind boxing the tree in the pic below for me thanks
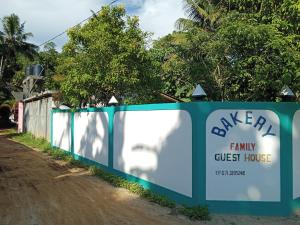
[211,21,300,101]
[204,0,300,101]
[151,30,219,101]
[176,0,224,32]
[0,14,37,104]
[0,14,37,82]
[171,0,300,101]
[58,6,161,107]
[38,42,60,90]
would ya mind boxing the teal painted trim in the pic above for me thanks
[107,107,115,168]
[206,201,286,216]
[50,110,53,147]
[189,104,206,205]
[71,112,74,155]
[291,198,300,214]
[51,101,300,113]
[73,153,109,170]
[111,168,193,205]
[289,107,300,214]
[279,106,294,216]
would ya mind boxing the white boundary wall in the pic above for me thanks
[52,112,71,151]
[74,112,109,166]
[113,110,192,197]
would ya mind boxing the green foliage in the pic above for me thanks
[219,0,300,35]
[206,20,300,101]
[91,167,176,208]
[0,81,11,104]
[58,6,161,107]
[12,132,50,150]
[176,0,225,32]
[50,148,70,160]
[151,30,220,101]
[38,42,60,90]
[0,14,37,104]
[88,165,98,175]
[179,205,210,220]
[0,128,16,135]
[166,0,300,101]
[67,157,84,167]
[10,132,84,165]
[0,14,37,82]
[11,54,32,87]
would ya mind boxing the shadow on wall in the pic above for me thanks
[54,112,72,151]
[75,111,109,166]
[114,107,193,197]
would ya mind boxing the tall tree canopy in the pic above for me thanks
[1,2,297,104]
[0,13,37,103]
[38,42,60,90]
[0,14,37,82]
[58,6,161,107]
[151,29,218,101]
[176,0,224,31]
[171,0,300,101]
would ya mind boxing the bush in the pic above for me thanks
[88,165,98,175]
[179,205,210,221]
[50,149,69,160]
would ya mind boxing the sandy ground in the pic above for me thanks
[0,134,300,225]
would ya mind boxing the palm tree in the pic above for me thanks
[176,0,224,32]
[0,14,37,81]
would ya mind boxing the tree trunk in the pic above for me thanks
[0,56,4,78]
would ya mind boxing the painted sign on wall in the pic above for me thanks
[206,110,280,201]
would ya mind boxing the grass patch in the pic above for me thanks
[0,128,17,135]
[9,131,210,221]
[91,167,176,208]
[179,205,211,220]
[11,132,51,151]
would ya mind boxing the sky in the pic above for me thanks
[0,0,185,50]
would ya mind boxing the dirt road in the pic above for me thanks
[0,134,202,225]
[0,134,299,225]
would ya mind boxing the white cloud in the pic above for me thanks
[0,0,105,49]
[135,0,185,40]
[0,0,185,49]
